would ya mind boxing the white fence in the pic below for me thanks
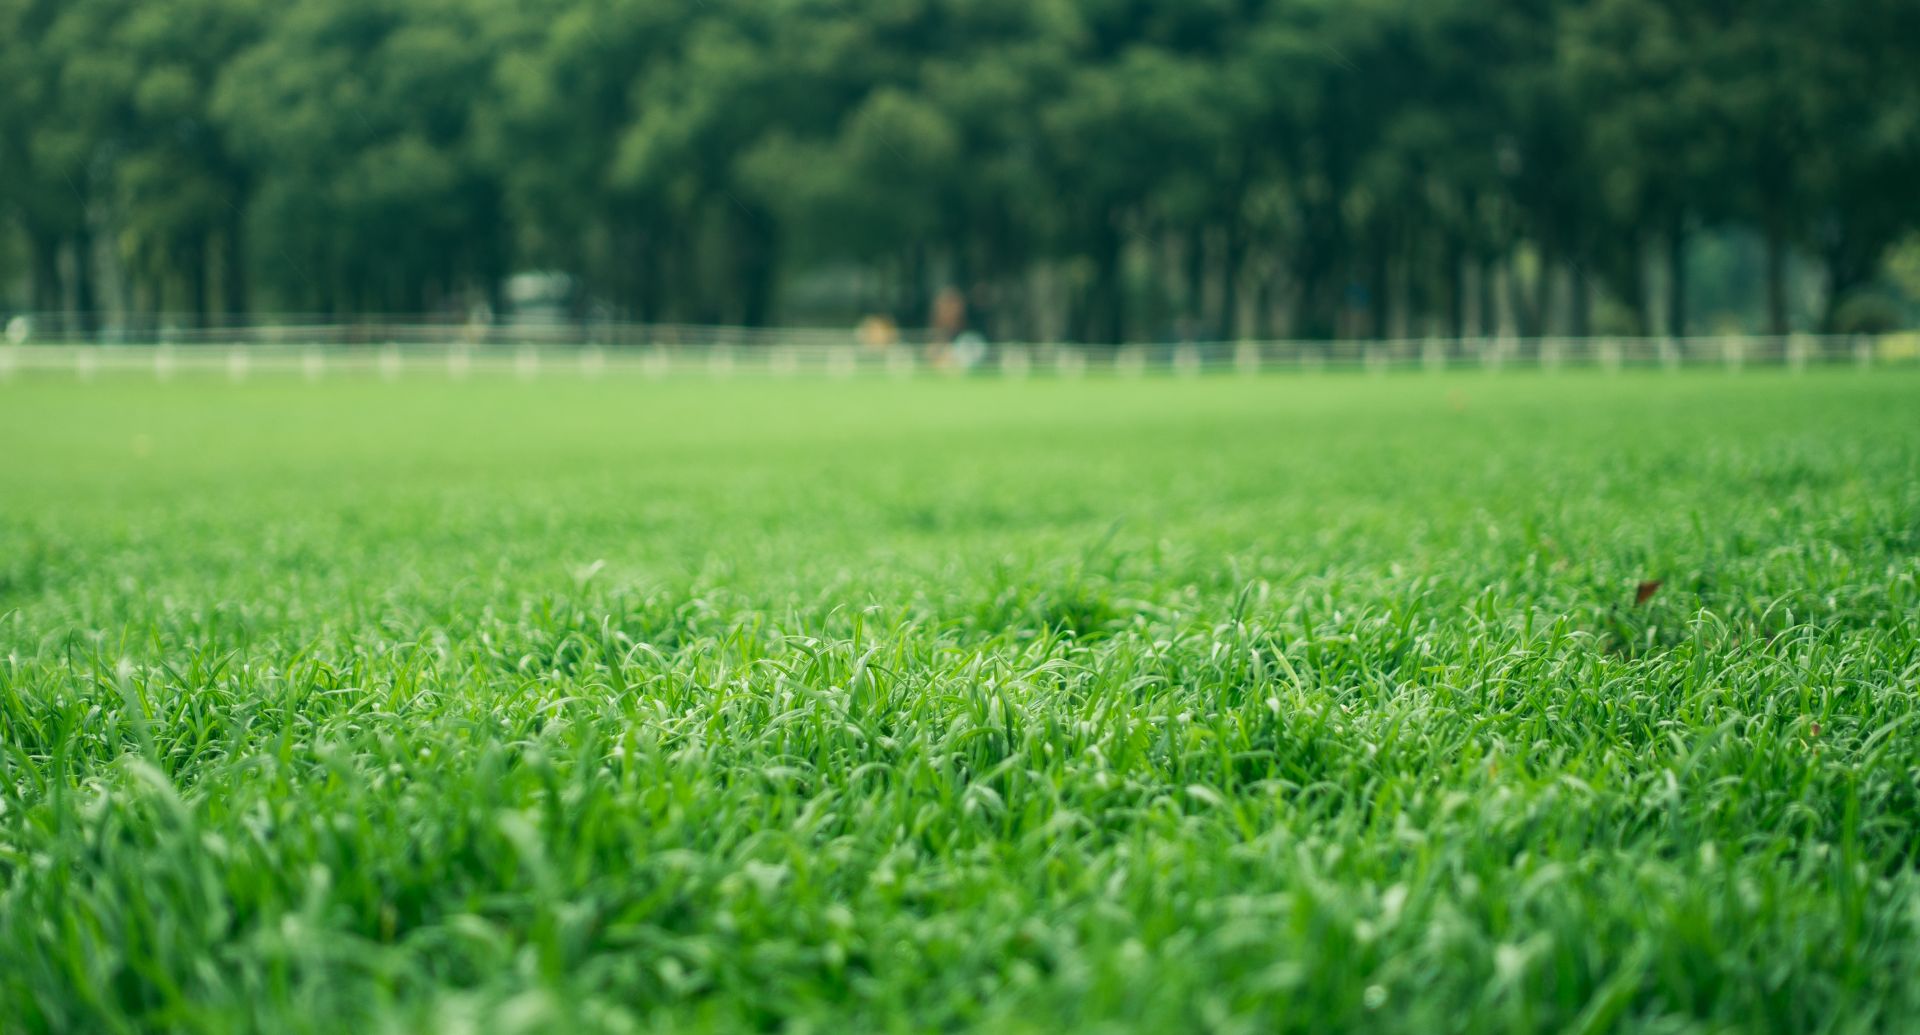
[1,333,1916,383]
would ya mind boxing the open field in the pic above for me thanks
[3,371,1919,1033]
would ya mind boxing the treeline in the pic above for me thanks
[2,0,1917,342]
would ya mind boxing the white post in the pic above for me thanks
[1236,340,1262,376]
[1599,338,1622,374]
[515,345,540,380]
[999,344,1031,379]
[1116,345,1147,378]
[827,345,856,379]
[379,344,403,381]
[225,348,248,382]
[1055,347,1086,379]
[707,345,735,378]
[154,344,175,381]
[1173,342,1202,377]
[887,346,916,379]
[580,346,607,379]
[447,347,471,380]
[1854,335,1873,369]
[1364,343,1386,375]
[303,348,327,382]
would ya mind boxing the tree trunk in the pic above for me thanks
[1220,225,1245,342]
[72,227,99,339]
[737,207,778,327]
[1368,242,1391,340]
[1446,235,1466,341]
[1666,214,1687,338]
[633,225,657,327]
[1569,261,1591,338]
[1185,228,1206,335]
[1620,232,1649,335]
[899,245,928,329]
[1819,234,1874,334]
[1088,215,1124,344]
[1294,259,1333,341]
[1505,256,1534,341]
[1764,224,1789,337]
[223,204,249,322]
[1293,194,1344,340]
[1477,252,1497,340]
[1529,243,1556,340]
[1402,232,1429,338]
[29,229,63,331]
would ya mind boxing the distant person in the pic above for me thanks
[952,330,987,372]
[931,287,966,345]
[857,313,899,350]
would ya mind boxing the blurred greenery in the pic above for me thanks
[1,0,1917,340]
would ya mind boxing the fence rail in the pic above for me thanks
[2,314,944,349]
[1,332,1916,383]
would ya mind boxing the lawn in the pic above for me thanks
[2,369,1918,1033]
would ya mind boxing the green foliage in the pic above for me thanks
[2,371,1919,1031]
[0,0,1917,335]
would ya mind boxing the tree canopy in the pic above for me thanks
[2,0,1916,340]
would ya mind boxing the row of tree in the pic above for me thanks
[3,0,1917,342]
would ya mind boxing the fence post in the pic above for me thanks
[1363,342,1387,375]
[1786,334,1809,373]
[1173,342,1202,377]
[1599,338,1622,374]
[304,347,327,382]
[1055,346,1086,378]
[1659,337,1680,373]
[1854,335,1873,369]
[225,348,248,383]
[827,345,856,378]
[1000,344,1031,379]
[379,343,403,381]
[515,345,540,380]
[154,344,175,381]
[886,346,916,379]
[1235,340,1262,376]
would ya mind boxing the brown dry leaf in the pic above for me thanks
[1634,580,1663,605]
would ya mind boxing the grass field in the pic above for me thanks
[3,370,1919,1033]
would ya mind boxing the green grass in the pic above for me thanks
[3,370,1918,1034]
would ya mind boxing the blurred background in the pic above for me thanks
[1,0,1917,346]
